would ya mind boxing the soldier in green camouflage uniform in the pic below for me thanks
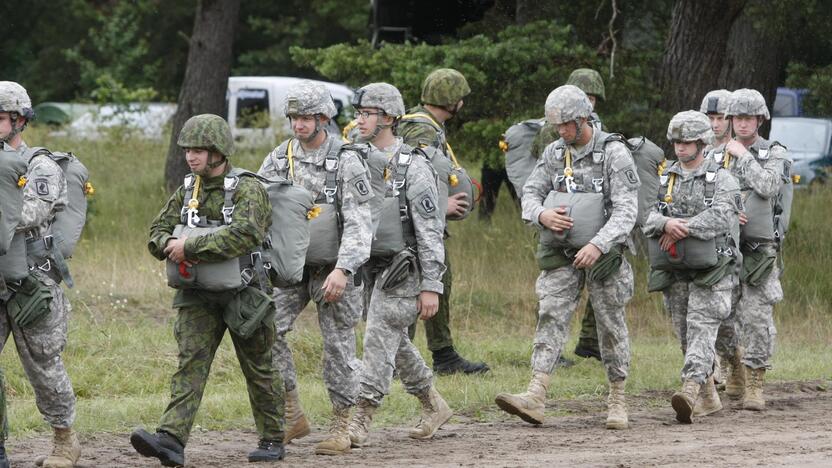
[398,68,489,375]
[131,114,285,466]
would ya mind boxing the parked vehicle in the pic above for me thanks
[769,117,832,186]
[773,87,809,117]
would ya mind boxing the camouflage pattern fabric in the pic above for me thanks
[398,105,447,151]
[725,88,770,119]
[530,112,603,160]
[283,80,338,118]
[12,141,68,238]
[420,68,470,108]
[544,85,593,125]
[353,83,405,117]
[566,68,605,101]
[700,89,732,115]
[176,114,234,158]
[714,282,741,361]
[666,110,714,144]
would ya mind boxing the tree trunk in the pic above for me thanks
[164,0,241,192]
[718,0,787,138]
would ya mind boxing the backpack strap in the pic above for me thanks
[22,146,52,163]
[703,160,718,207]
[269,140,292,179]
[322,139,344,205]
[393,149,414,223]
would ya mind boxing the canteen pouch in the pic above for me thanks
[647,236,718,271]
[0,233,29,282]
[6,274,53,328]
[166,225,244,291]
[647,269,674,292]
[740,247,777,287]
[447,166,476,220]
[378,249,417,291]
[223,286,275,339]
[540,191,605,249]
[692,254,734,288]
[587,245,623,283]
[306,203,340,266]
[740,192,775,243]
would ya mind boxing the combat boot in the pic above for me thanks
[432,346,490,375]
[130,429,184,467]
[713,356,724,387]
[724,350,746,399]
[742,367,766,411]
[42,427,81,468]
[693,375,723,417]
[315,406,352,455]
[494,372,549,425]
[348,399,377,447]
[247,439,285,462]
[283,388,311,444]
[0,441,10,468]
[574,341,602,361]
[605,380,628,430]
[671,380,700,424]
[409,385,453,439]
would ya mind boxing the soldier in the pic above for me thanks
[722,89,790,411]
[345,82,452,446]
[257,81,374,454]
[643,110,741,424]
[495,85,638,430]
[398,68,489,375]
[0,81,80,468]
[131,114,285,465]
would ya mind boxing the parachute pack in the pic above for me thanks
[0,150,28,288]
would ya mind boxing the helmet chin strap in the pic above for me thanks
[207,152,227,169]
[1,113,25,144]
[678,153,698,163]
[299,116,323,144]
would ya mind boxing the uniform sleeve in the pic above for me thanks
[183,178,271,262]
[257,149,280,179]
[735,147,784,199]
[687,171,740,240]
[407,159,446,294]
[400,122,440,149]
[521,145,556,228]
[335,151,373,274]
[148,187,186,260]
[589,143,639,254]
[642,207,670,238]
[18,155,67,232]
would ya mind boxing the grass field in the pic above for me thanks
[2,127,831,437]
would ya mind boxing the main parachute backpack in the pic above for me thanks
[0,149,29,285]
[502,118,545,198]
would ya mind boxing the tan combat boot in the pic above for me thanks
[494,372,550,425]
[42,427,81,468]
[724,349,746,399]
[283,388,311,444]
[605,380,628,430]
[314,406,351,455]
[348,399,376,447]
[742,367,766,411]
[671,380,701,424]
[409,385,453,439]
[693,375,723,417]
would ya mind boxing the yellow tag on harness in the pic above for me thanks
[792,174,801,184]
[498,138,508,152]
[84,181,95,196]
[17,176,26,188]
[188,175,202,210]
[664,173,676,203]
[449,174,459,187]
[307,205,321,220]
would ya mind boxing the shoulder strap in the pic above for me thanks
[703,160,718,207]
[401,112,443,132]
[222,168,267,225]
[270,140,292,179]
[394,149,415,222]
[181,174,199,225]
[322,139,345,204]
[22,146,52,163]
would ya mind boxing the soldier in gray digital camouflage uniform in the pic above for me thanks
[258,80,374,455]
[495,85,638,430]
[344,82,452,447]
[0,81,80,468]
[721,89,791,411]
[643,110,741,424]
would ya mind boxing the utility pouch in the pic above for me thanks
[371,197,408,258]
[647,236,718,271]
[587,245,623,282]
[306,203,340,266]
[535,243,573,271]
[166,225,244,291]
[6,274,53,328]
[692,254,734,288]
[223,286,275,339]
[647,269,675,292]
[378,249,417,291]
[540,191,605,249]
[740,247,776,287]
[740,192,775,243]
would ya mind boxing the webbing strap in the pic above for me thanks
[394,151,412,222]
[322,142,340,204]
[222,174,240,224]
[285,140,295,179]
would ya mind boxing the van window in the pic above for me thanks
[236,88,270,128]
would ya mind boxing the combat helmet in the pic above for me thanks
[725,88,770,120]
[283,80,338,118]
[177,114,234,158]
[699,89,732,115]
[0,81,35,119]
[566,69,605,102]
[421,68,470,109]
[666,110,714,145]
[352,82,405,118]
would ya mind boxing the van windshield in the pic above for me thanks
[236,89,270,128]
[770,119,831,154]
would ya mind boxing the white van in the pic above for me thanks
[227,76,354,147]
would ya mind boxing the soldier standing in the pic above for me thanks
[495,85,638,430]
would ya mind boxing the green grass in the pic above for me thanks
[2,127,830,436]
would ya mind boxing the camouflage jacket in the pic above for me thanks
[707,136,787,200]
[398,105,448,151]
[7,141,68,238]
[522,128,639,254]
[258,132,373,274]
[148,164,271,265]
[642,159,740,241]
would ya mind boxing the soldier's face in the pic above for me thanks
[731,115,761,140]
[290,114,320,140]
[587,95,597,108]
[0,112,20,142]
[355,108,382,138]
[184,148,212,175]
[673,141,700,161]
[557,120,580,143]
[708,113,729,137]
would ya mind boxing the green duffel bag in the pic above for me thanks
[371,197,415,258]
[0,233,29,282]
[166,225,245,291]
[740,247,776,287]
[647,236,718,271]
[6,273,53,328]
[740,191,775,243]
[0,151,26,255]
[265,180,313,286]
[539,191,606,249]
[223,286,275,339]
[306,203,340,266]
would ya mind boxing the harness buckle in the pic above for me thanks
[592,178,604,192]
[240,268,254,285]
[399,204,409,221]
[36,258,52,272]
[704,197,714,207]
[221,205,235,224]
[323,187,337,203]
[325,158,339,172]
[224,176,240,191]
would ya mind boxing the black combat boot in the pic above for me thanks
[574,341,602,361]
[432,346,490,375]
[0,441,10,468]
[130,429,185,467]
[248,439,285,462]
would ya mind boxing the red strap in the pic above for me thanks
[178,262,191,278]
[668,242,678,258]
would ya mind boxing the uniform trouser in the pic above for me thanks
[359,274,433,406]
[157,304,284,446]
[714,283,741,361]
[577,301,599,348]
[478,164,518,220]
[663,274,734,383]
[531,259,633,381]
[0,276,76,438]
[737,265,782,369]
[408,252,453,352]
[272,265,363,409]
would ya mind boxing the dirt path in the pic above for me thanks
[8,381,832,467]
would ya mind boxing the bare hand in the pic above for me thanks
[538,207,573,232]
[417,291,439,320]
[659,233,677,251]
[739,212,748,226]
[726,140,748,158]
[322,268,349,303]
[446,192,469,217]
[164,237,188,264]
[573,243,602,269]
[663,218,689,241]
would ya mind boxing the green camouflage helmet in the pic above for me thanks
[0,81,35,119]
[666,110,714,145]
[421,68,470,107]
[565,69,605,102]
[544,85,593,125]
[725,88,770,120]
[352,82,405,117]
[177,114,234,157]
[699,89,732,115]
[283,80,337,118]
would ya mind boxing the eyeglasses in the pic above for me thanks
[354,110,383,120]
